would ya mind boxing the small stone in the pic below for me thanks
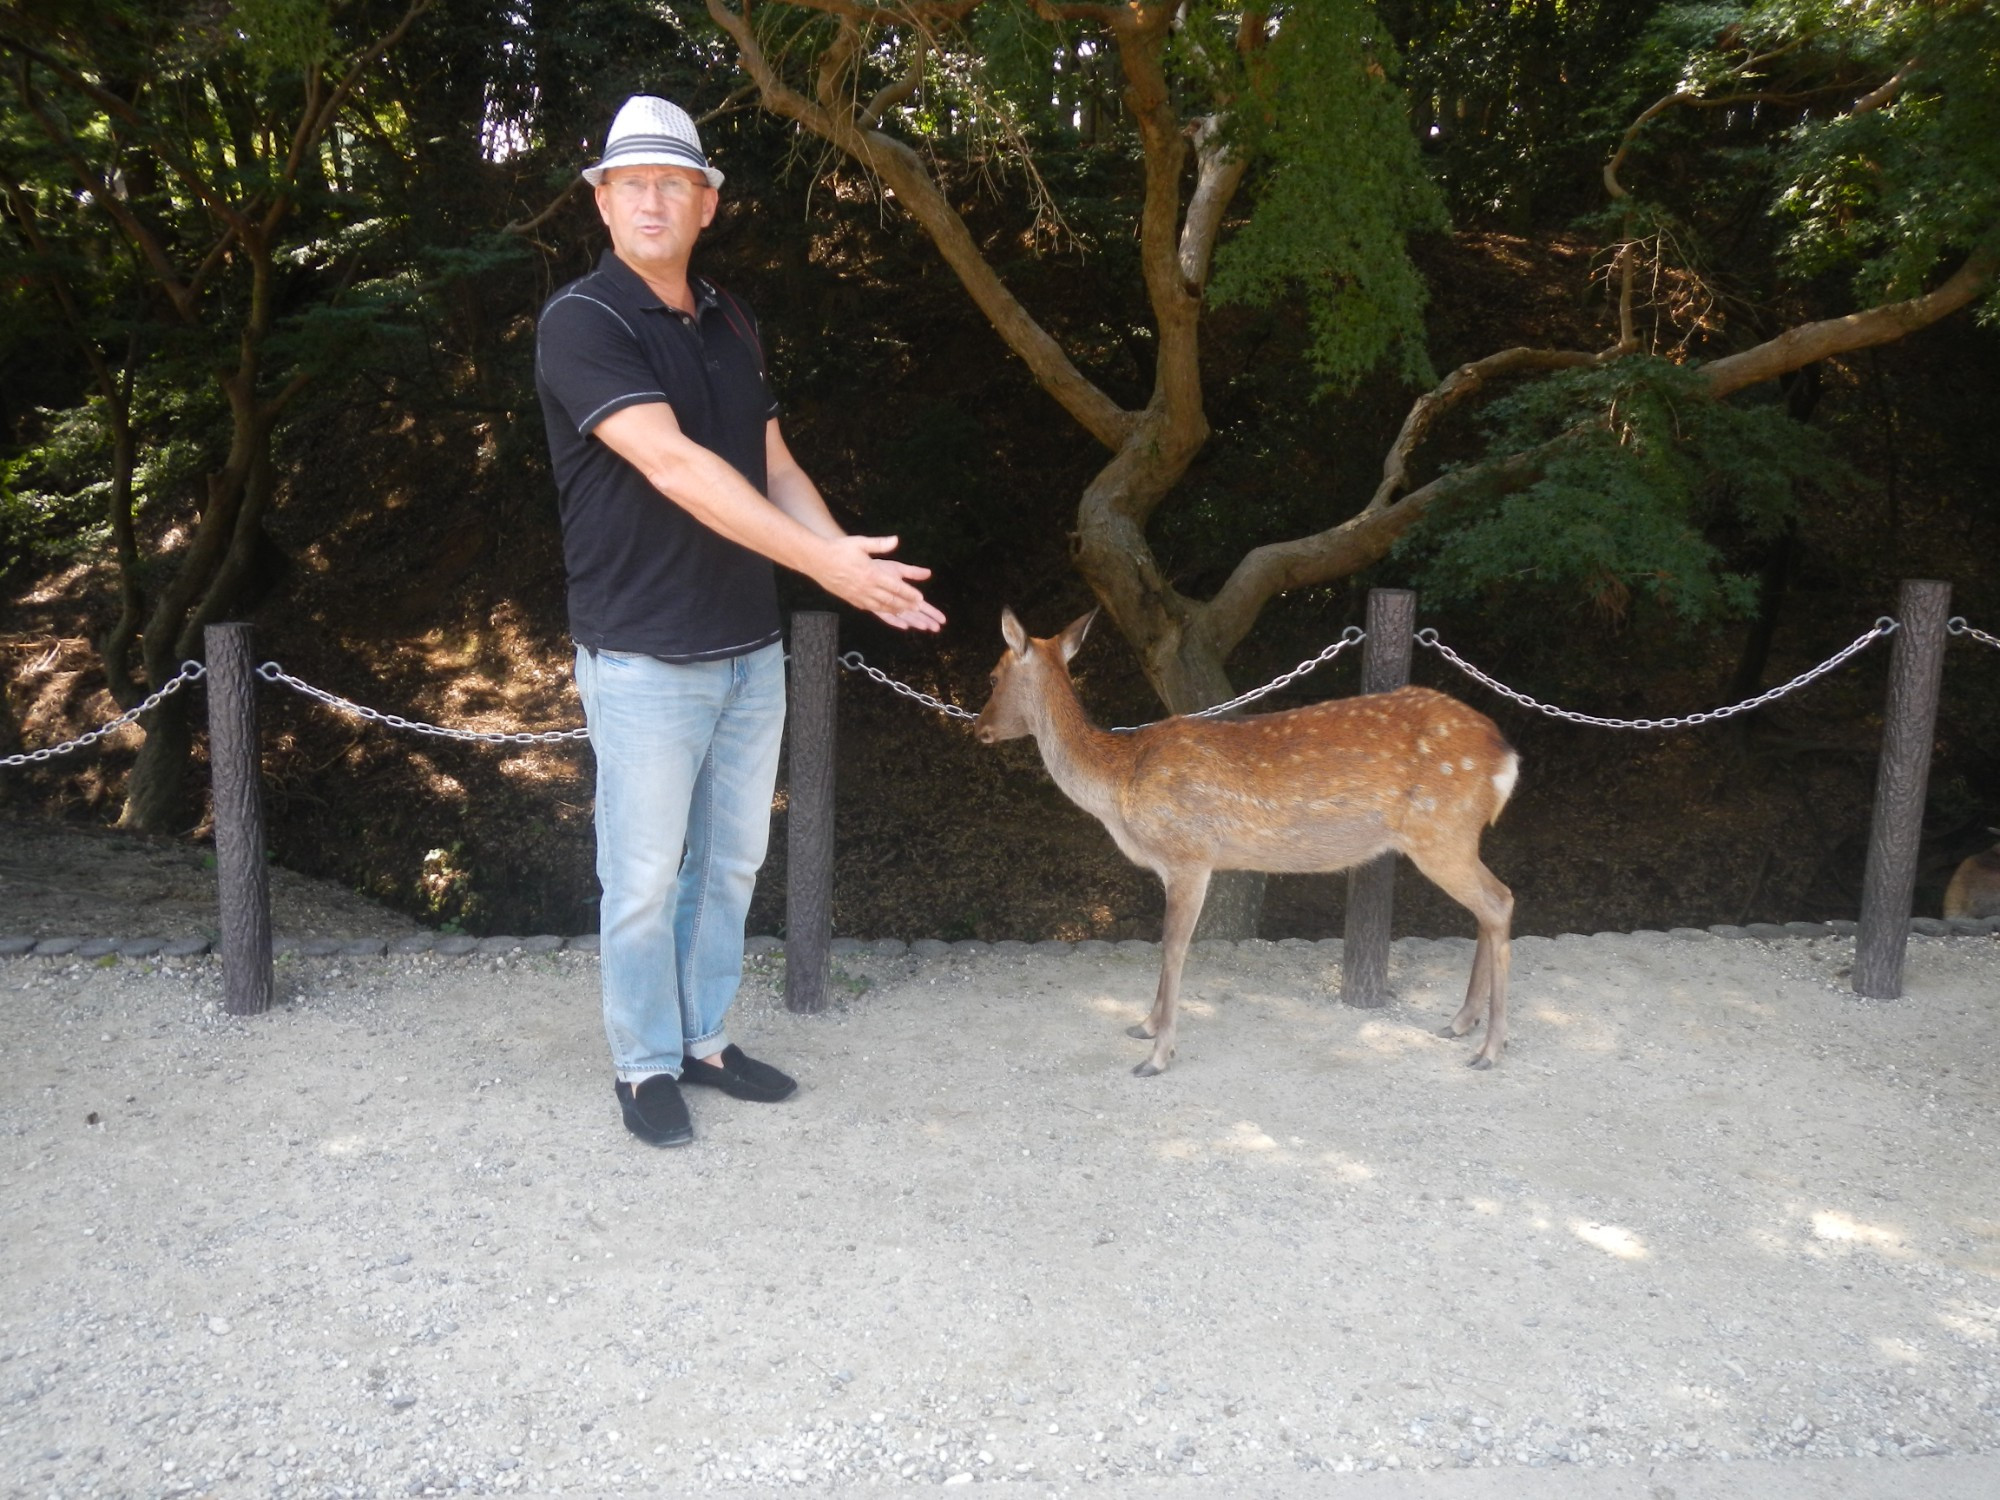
[870,938,908,957]
[829,937,868,955]
[1032,940,1072,956]
[118,937,167,958]
[433,935,479,956]
[476,936,524,955]
[563,934,600,954]
[744,934,783,955]
[992,940,1033,956]
[77,937,120,958]
[389,935,436,955]
[910,939,952,959]
[33,938,81,957]
[340,938,389,957]
[208,1317,231,1335]
[161,937,211,957]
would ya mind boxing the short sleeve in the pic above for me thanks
[535,291,668,436]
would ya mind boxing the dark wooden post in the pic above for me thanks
[1855,580,1952,999]
[785,611,838,1013]
[1342,588,1416,1009]
[205,623,272,1016]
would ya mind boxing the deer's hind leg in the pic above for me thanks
[1409,851,1514,1069]
[1129,868,1210,1077]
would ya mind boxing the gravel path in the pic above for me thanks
[3,926,1998,1499]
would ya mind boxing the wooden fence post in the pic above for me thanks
[1342,588,1417,1009]
[785,611,838,1014]
[1854,579,1952,999]
[204,622,272,1016]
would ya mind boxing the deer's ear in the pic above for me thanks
[1058,608,1097,664]
[1000,607,1030,658]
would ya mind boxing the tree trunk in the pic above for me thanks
[116,693,195,833]
[1193,870,1267,942]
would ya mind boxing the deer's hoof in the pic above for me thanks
[1125,1022,1157,1040]
[1437,1023,1464,1039]
[1132,1059,1167,1078]
[1467,1053,1495,1071]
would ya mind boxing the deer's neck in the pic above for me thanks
[1031,670,1134,824]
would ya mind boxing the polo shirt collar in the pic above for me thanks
[594,249,720,318]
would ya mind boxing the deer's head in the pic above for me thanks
[973,607,1095,744]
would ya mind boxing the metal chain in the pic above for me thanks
[837,652,979,721]
[1416,618,1900,731]
[1948,616,2000,652]
[837,626,1369,731]
[256,663,593,745]
[1109,626,1368,732]
[0,660,208,768]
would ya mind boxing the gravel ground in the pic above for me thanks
[3,924,1998,1500]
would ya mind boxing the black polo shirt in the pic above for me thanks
[535,251,783,662]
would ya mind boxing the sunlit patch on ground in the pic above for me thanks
[1318,1153,1374,1182]
[1936,1299,2000,1345]
[1572,1220,1648,1260]
[1813,1209,1912,1257]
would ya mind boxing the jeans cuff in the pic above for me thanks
[617,1067,680,1085]
[685,1031,729,1063]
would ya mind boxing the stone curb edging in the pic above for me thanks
[2,916,1994,963]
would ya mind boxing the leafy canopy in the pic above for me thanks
[1405,357,1844,622]
[1206,1,1449,392]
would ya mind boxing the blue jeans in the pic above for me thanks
[574,642,786,1081]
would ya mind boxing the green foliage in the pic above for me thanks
[233,0,336,79]
[0,402,115,574]
[1208,2,1447,395]
[1404,357,1846,622]
[1607,1,2000,323]
[1772,2,2000,315]
[1386,0,1664,224]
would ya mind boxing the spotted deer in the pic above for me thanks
[1944,830,2000,921]
[973,609,1520,1074]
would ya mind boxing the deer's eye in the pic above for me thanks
[989,673,998,687]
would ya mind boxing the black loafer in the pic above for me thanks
[615,1075,693,1146]
[680,1045,797,1103]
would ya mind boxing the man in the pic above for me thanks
[535,96,944,1147]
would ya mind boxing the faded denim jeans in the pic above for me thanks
[573,642,786,1081]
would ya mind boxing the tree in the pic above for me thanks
[696,0,1996,931]
[1,0,433,830]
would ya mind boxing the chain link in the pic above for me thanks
[257,663,593,745]
[1948,616,2000,652]
[837,626,1370,731]
[1416,618,1900,731]
[0,660,208,768]
[837,652,979,721]
[1108,626,1368,732]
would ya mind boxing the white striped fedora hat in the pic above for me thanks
[582,95,724,189]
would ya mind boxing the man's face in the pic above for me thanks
[594,164,717,279]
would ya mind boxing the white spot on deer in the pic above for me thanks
[1439,761,1455,775]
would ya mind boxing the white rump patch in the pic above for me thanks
[1491,753,1520,810]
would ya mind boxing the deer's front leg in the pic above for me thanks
[1131,869,1210,1077]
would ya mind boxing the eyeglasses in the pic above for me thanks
[604,174,708,202]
